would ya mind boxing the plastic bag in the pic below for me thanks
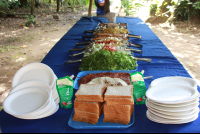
[130,72,146,105]
[56,76,74,109]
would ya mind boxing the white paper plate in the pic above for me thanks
[146,99,199,112]
[148,107,199,120]
[3,87,50,116]
[147,98,199,107]
[14,98,58,119]
[15,104,59,119]
[149,76,197,90]
[9,80,52,96]
[12,62,55,88]
[146,83,200,104]
[146,103,198,116]
[146,110,199,124]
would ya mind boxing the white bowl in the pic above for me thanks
[150,76,198,90]
[12,62,55,88]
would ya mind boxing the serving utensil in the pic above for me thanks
[82,33,141,39]
[65,56,151,65]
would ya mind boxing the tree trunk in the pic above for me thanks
[57,0,60,12]
[104,0,110,15]
[31,0,34,15]
[88,0,93,16]
[49,0,51,3]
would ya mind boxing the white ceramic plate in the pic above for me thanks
[3,87,50,116]
[12,62,55,88]
[9,80,52,96]
[146,110,199,124]
[147,98,199,107]
[146,99,199,112]
[146,83,200,104]
[146,103,198,116]
[148,107,199,120]
[150,76,197,89]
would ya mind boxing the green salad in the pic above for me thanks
[80,49,138,71]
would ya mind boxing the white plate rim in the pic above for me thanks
[146,110,199,124]
[146,83,200,104]
[148,107,199,120]
[12,62,55,88]
[3,87,50,116]
[150,76,197,89]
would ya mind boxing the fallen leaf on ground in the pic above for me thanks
[189,65,196,67]
[20,45,27,48]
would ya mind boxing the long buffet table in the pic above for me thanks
[0,17,200,133]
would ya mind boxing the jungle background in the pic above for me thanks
[0,0,200,111]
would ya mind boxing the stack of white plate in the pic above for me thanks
[3,62,60,119]
[146,76,200,124]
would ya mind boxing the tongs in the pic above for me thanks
[69,43,94,52]
[76,40,143,48]
[69,44,143,56]
[82,33,141,39]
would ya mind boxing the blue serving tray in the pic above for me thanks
[73,70,137,90]
[68,109,135,129]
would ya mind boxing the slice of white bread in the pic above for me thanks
[74,100,105,114]
[73,104,104,124]
[103,104,134,125]
[104,85,133,98]
[105,98,134,105]
[75,84,107,102]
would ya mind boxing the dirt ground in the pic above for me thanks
[0,3,200,107]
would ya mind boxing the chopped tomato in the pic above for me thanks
[101,45,117,52]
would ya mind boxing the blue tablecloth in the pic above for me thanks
[0,17,200,133]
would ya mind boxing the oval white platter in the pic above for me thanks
[146,99,199,112]
[146,83,200,104]
[149,76,197,90]
[3,87,50,116]
[147,107,199,120]
[146,110,199,124]
[12,62,55,88]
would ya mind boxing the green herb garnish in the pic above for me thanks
[80,50,138,70]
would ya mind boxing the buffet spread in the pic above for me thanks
[1,17,200,133]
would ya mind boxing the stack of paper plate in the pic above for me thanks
[3,62,59,119]
[146,76,200,124]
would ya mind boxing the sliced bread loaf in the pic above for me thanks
[74,100,105,114]
[104,85,133,98]
[75,84,107,102]
[105,98,134,105]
